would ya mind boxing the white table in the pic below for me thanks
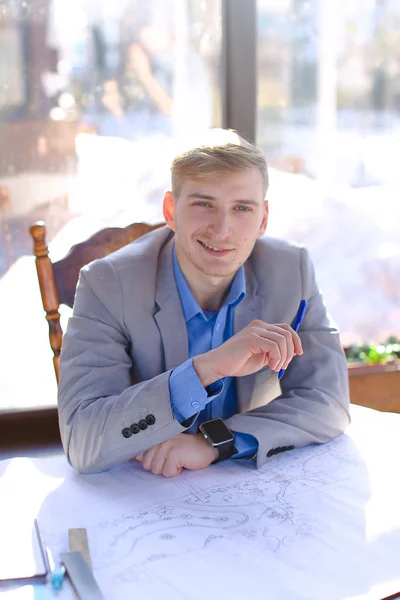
[1,404,400,600]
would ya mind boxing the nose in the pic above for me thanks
[207,208,233,239]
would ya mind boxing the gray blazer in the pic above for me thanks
[58,226,350,473]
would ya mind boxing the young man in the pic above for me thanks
[58,129,350,476]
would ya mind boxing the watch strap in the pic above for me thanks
[212,442,238,463]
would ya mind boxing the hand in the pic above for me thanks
[134,433,218,478]
[127,43,152,79]
[127,42,172,115]
[193,320,303,387]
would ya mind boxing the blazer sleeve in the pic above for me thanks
[58,261,188,474]
[225,246,351,469]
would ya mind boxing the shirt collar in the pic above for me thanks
[172,244,246,323]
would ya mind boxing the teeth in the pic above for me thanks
[201,241,223,252]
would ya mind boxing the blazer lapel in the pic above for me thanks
[154,238,189,371]
[235,261,275,412]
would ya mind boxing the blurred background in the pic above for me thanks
[0,0,399,411]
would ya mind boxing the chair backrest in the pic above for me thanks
[30,220,165,382]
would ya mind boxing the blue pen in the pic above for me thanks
[278,299,308,380]
[45,544,66,592]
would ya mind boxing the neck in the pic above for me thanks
[190,276,233,312]
[176,257,234,312]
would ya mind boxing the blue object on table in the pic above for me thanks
[45,544,65,591]
[278,299,308,380]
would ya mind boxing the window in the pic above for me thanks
[0,0,222,410]
[257,0,400,346]
[1,0,399,413]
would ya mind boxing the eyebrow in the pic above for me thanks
[187,193,260,207]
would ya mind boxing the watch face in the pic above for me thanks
[201,419,234,445]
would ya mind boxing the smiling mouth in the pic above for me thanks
[198,240,233,252]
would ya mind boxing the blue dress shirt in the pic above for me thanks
[169,247,258,459]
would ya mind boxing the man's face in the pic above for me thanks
[163,167,268,284]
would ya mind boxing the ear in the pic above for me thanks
[163,191,176,231]
[257,201,269,238]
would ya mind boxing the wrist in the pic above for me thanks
[193,352,220,388]
[197,433,219,463]
[199,419,237,464]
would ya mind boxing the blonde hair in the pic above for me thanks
[171,129,268,197]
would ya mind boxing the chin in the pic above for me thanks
[200,264,240,279]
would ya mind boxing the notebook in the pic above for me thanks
[0,518,48,583]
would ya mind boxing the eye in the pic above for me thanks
[193,201,211,207]
[235,205,251,212]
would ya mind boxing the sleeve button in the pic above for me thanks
[122,427,132,438]
[145,414,156,425]
[130,423,140,434]
[138,419,148,430]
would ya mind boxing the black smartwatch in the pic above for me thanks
[199,418,238,463]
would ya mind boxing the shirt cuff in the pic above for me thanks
[232,432,259,459]
[169,358,224,422]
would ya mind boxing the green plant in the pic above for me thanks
[344,336,400,365]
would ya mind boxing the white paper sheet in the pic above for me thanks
[1,405,400,600]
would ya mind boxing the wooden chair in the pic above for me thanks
[30,220,164,383]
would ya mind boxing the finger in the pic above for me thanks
[253,321,303,368]
[141,446,158,471]
[249,320,303,357]
[134,453,144,462]
[250,328,288,370]
[265,324,295,369]
[150,447,169,476]
[247,334,281,371]
[163,453,183,478]
[274,323,303,356]
[163,464,182,478]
